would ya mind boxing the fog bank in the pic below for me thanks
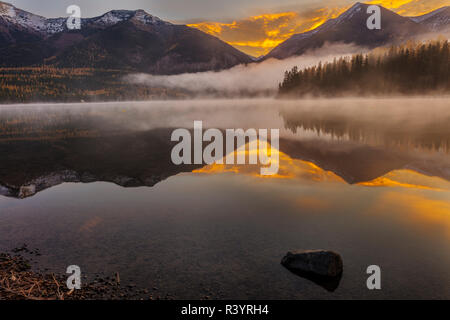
[126,43,367,95]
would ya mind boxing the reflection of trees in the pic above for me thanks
[281,111,450,153]
[0,107,150,140]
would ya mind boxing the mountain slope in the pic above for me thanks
[49,19,253,74]
[265,2,430,60]
[0,2,43,45]
[0,2,252,74]
[410,6,450,31]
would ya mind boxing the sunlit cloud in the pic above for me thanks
[367,0,449,16]
[188,9,346,56]
[188,0,449,56]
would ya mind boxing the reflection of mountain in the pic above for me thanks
[357,169,450,190]
[1,127,449,199]
[279,107,450,183]
[279,138,450,184]
[195,137,450,185]
[0,129,203,198]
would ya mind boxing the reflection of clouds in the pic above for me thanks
[297,196,332,212]
[194,141,450,193]
[79,217,103,233]
[194,141,345,182]
[358,169,450,191]
[369,191,450,237]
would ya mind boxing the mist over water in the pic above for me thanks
[126,43,367,95]
[1,97,448,145]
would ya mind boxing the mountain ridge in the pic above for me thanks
[0,1,171,35]
[265,3,449,60]
[0,1,253,74]
[1,2,449,71]
[409,6,450,31]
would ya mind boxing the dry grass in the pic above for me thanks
[0,252,132,300]
[0,253,69,300]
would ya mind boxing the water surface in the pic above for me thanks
[0,98,449,299]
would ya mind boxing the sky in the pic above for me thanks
[7,0,450,56]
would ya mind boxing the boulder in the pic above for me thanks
[281,249,343,277]
[18,185,36,199]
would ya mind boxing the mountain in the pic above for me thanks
[0,2,65,40]
[0,1,252,74]
[410,6,450,31]
[265,2,433,60]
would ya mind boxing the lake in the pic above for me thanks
[0,98,449,299]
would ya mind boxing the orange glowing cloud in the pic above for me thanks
[188,1,449,56]
[188,8,346,57]
[367,0,449,16]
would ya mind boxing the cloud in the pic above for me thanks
[126,43,366,96]
[367,0,449,16]
[188,8,347,56]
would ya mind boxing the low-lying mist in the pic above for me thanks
[126,43,367,97]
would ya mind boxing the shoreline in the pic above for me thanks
[0,245,165,300]
[1,94,450,107]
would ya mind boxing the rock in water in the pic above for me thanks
[18,185,36,199]
[281,250,343,277]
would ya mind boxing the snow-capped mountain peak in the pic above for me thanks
[0,2,170,37]
[338,2,364,21]
[91,9,170,27]
[93,10,138,26]
[303,2,367,35]
[0,1,15,17]
[0,1,65,34]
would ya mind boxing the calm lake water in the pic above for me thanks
[0,98,449,299]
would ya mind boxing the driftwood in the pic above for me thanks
[0,252,132,300]
[0,253,65,300]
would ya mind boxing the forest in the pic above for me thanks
[0,67,187,103]
[278,40,450,97]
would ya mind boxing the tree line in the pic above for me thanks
[278,40,450,97]
[0,67,187,103]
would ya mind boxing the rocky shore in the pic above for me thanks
[0,245,167,300]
